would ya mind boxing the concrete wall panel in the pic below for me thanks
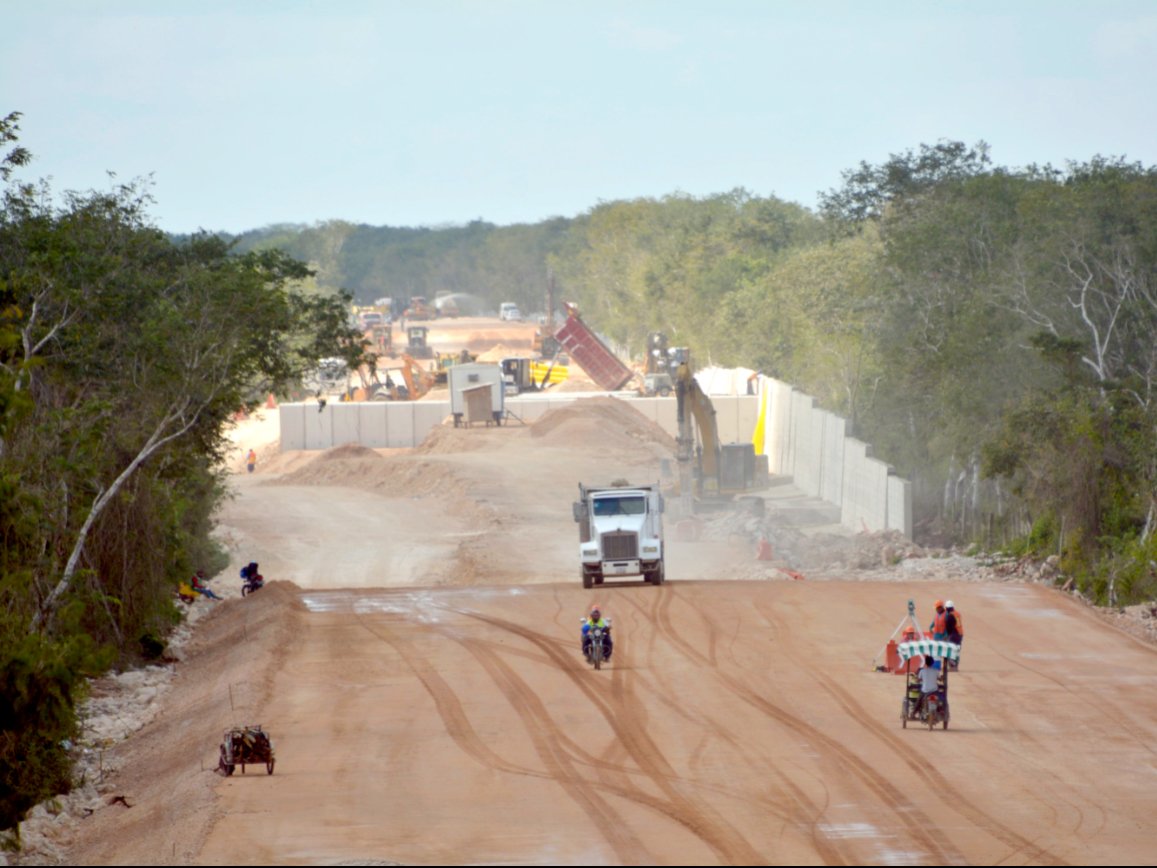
[385,403,415,448]
[331,403,361,446]
[819,410,846,506]
[279,405,306,451]
[361,402,389,448]
[887,475,913,536]
[304,403,334,449]
[791,392,821,496]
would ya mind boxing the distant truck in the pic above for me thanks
[499,302,523,322]
[573,482,665,588]
[554,302,635,391]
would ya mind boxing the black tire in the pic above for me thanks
[655,562,665,585]
[267,759,275,775]
[927,700,937,731]
[241,584,250,597]
[582,570,592,589]
[901,699,909,729]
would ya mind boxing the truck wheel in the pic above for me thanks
[656,562,664,585]
[582,570,592,589]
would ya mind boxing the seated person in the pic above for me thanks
[917,655,941,715]
[191,570,222,600]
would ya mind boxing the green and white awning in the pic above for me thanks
[898,639,961,661]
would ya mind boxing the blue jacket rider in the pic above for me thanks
[581,605,613,659]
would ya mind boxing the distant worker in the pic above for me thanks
[945,600,963,669]
[246,448,257,474]
[930,599,947,641]
[581,605,613,661]
[191,569,222,601]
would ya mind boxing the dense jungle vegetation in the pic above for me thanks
[3,107,1156,837]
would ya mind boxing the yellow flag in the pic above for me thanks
[751,379,767,456]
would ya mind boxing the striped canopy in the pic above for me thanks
[898,639,961,662]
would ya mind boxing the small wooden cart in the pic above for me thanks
[218,725,275,775]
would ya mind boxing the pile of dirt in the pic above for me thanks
[475,343,520,362]
[415,422,489,454]
[530,396,676,457]
[316,443,382,462]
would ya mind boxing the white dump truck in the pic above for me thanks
[573,482,665,588]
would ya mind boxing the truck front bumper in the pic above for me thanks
[600,559,641,576]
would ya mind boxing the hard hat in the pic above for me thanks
[945,600,955,609]
[934,599,944,608]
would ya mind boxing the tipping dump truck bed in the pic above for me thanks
[554,303,635,391]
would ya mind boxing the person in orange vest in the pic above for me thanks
[246,448,257,474]
[930,600,948,641]
[945,600,963,669]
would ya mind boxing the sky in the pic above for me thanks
[4,1,1157,235]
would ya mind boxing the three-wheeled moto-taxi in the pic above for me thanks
[898,639,960,730]
[218,725,275,775]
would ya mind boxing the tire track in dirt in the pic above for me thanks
[459,636,654,864]
[616,589,853,865]
[351,615,543,780]
[453,605,766,865]
[648,586,955,864]
[753,598,1068,866]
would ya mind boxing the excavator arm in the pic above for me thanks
[674,360,721,506]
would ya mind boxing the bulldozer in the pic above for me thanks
[406,325,435,360]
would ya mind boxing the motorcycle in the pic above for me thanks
[242,573,264,596]
[924,691,949,730]
[584,623,610,670]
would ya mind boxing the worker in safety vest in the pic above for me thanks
[930,600,948,641]
[945,600,963,669]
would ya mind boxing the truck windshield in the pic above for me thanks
[593,496,645,517]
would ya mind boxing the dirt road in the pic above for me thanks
[54,396,1157,866]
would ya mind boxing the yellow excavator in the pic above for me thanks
[674,351,721,513]
[673,350,761,512]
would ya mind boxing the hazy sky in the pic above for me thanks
[5,1,1157,235]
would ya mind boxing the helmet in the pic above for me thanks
[590,606,601,619]
[945,600,955,609]
[934,599,944,609]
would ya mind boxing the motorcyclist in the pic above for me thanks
[916,655,941,717]
[581,605,613,661]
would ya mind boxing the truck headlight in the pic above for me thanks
[642,545,659,555]
[581,546,599,557]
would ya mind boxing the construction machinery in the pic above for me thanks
[553,302,636,391]
[641,332,676,396]
[405,296,434,321]
[399,354,437,400]
[500,356,568,395]
[406,325,435,360]
[673,351,761,513]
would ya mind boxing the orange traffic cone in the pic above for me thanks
[266,393,277,409]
